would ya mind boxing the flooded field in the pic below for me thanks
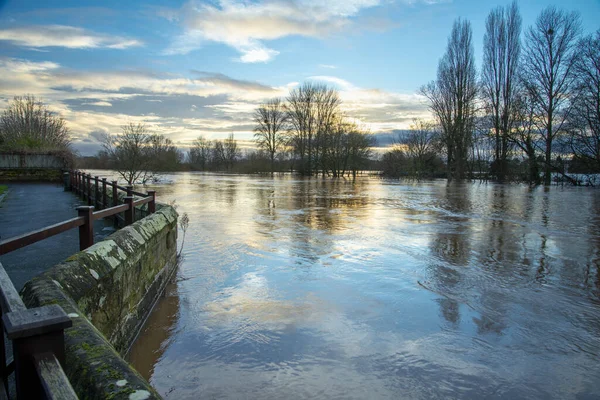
[127,173,600,399]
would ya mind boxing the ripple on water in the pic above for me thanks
[125,174,600,399]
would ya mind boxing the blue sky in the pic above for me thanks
[0,0,599,155]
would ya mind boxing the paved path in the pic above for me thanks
[0,183,110,290]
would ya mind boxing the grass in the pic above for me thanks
[0,185,7,196]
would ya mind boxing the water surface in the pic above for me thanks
[128,173,600,399]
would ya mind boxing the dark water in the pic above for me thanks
[127,173,600,399]
[0,183,108,290]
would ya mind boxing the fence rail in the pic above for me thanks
[0,170,157,256]
[0,170,160,398]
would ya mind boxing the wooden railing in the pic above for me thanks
[0,261,76,399]
[0,170,156,256]
[0,170,159,399]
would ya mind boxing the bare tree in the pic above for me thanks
[0,95,71,152]
[404,119,440,178]
[224,133,241,170]
[346,124,374,178]
[287,82,317,175]
[510,92,541,184]
[420,19,478,180]
[103,122,152,185]
[314,87,342,176]
[253,98,288,173]
[287,82,341,175]
[212,140,226,170]
[148,134,183,172]
[321,115,350,178]
[567,29,600,176]
[521,6,582,185]
[188,136,212,170]
[482,1,522,182]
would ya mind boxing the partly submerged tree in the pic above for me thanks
[188,136,212,171]
[420,18,478,180]
[224,133,241,171]
[481,1,522,182]
[148,134,183,172]
[253,98,288,173]
[566,29,600,175]
[521,6,582,185]
[102,122,153,185]
[287,82,341,175]
[403,119,441,178]
[0,95,71,152]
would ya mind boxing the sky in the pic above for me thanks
[0,0,599,156]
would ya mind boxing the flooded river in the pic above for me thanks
[127,173,600,399]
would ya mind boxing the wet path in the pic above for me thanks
[0,182,108,290]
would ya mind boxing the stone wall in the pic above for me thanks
[21,205,178,400]
[0,152,69,181]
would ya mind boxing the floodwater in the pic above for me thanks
[127,173,600,399]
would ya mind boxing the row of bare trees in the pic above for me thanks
[188,133,241,171]
[252,82,374,177]
[418,2,599,185]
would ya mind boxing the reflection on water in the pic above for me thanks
[126,173,600,399]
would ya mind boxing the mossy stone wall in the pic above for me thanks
[20,205,178,400]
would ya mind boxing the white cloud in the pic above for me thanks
[163,0,384,62]
[0,25,143,49]
[237,42,280,63]
[83,101,112,107]
[319,64,337,69]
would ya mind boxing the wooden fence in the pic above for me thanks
[0,171,156,255]
[0,170,159,399]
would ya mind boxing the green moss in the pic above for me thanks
[79,342,105,358]
[0,185,7,195]
[97,363,123,380]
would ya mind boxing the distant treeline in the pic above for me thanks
[77,134,382,177]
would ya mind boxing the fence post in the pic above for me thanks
[126,186,133,197]
[102,178,107,210]
[94,176,100,209]
[77,171,81,196]
[87,175,92,205]
[5,304,72,399]
[124,196,134,226]
[112,181,119,228]
[111,181,118,206]
[74,171,79,195]
[77,206,94,250]
[147,190,156,214]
